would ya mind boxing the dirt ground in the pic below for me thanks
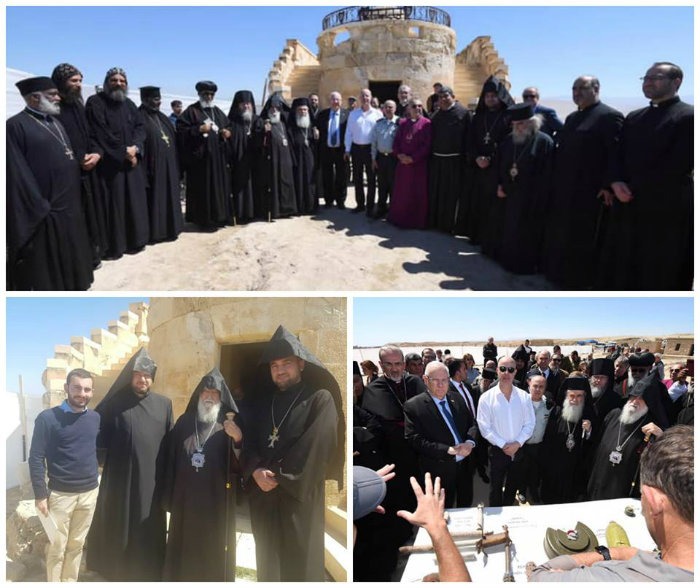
[90,188,554,291]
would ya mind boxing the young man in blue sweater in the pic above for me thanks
[28,368,100,582]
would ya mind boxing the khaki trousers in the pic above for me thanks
[46,487,98,582]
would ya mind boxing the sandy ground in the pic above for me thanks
[90,188,554,291]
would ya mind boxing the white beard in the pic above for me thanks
[296,114,310,128]
[512,128,532,145]
[619,402,648,425]
[269,112,281,124]
[197,398,221,424]
[37,95,61,116]
[590,384,604,399]
[241,110,252,122]
[199,99,213,109]
[561,402,583,424]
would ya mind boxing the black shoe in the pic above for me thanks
[352,206,366,213]
[336,202,346,210]
[373,207,387,219]
[324,202,333,209]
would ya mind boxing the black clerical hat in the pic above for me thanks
[509,102,535,121]
[292,97,310,110]
[195,80,217,93]
[590,358,614,379]
[140,86,161,100]
[629,352,654,367]
[482,368,497,380]
[555,376,592,407]
[16,76,56,96]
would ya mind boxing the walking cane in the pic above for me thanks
[224,411,236,581]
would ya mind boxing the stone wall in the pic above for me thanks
[317,20,456,107]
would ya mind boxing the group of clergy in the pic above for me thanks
[353,343,692,581]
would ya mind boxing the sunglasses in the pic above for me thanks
[499,366,516,373]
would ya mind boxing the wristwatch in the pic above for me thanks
[594,545,611,560]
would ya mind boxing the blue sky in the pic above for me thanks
[5,297,147,396]
[5,5,694,107]
[353,297,694,347]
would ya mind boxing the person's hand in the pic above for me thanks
[598,188,614,206]
[35,498,48,516]
[396,473,446,536]
[402,155,414,165]
[611,181,633,203]
[223,419,242,442]
[502,442,520,457]
[456,442,474,457]
[252,468,278,492]
[343,152,350,162]
[81,153,101,171]
[582,419,592,434]
[220,128,232,140]
[476,155,490,169]
[375,463,396,484]
[641,422,663,439]
[678,368,689,381]
[201,122,213,134]
[313,127,320,140]
[126,145,138,159]
[497,185,507,198]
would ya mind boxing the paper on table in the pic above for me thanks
[37,509,58,544]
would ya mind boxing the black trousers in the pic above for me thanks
[351,143,375,209]
[488,445,523,507]
[320,146,347,206]
[509,442,543,503]
[375,153,396,211]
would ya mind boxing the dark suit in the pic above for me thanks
[530,368,567,403]
[533,104,564,137]
[404,391,476,508]
[316,107,348,206]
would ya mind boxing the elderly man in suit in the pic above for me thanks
[316,91,349,209]
[404,361,477,508]
[522,86,564,137]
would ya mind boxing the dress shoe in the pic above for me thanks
[336,202,346,210]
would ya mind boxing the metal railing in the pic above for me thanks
[322,6,451,30]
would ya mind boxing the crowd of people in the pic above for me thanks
[352,341,693,580]
[8,61,693,291]
[28,327,344,582]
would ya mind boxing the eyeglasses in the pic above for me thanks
[428,378,449,385]
[499,366,516,373]
[522,94,537,99]
[640,74,670,82]
[551,358,561,362]
[670,368,682,373]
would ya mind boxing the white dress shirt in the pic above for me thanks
[476,383,535,448]
[344,107,382,151]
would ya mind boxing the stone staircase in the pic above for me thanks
[454,36,511,108]
[41,302,150,408]
[285,65,322,101]
[265,39,320,104]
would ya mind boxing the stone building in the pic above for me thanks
[30,297,348,580]
[266,6,509,108]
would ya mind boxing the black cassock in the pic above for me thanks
[86,390,173,580]
[139,106,183,243]
[587,409,651,501]
[253,123,297,219]
[427,103,470,233]
[6,109,93,290]
[55,100,108,265]
[494,131,554,274]
[228,114,261,221]
[287,121,318,214]
[242,382,337,581]
[177,102,232,227]
[542,101,623,289]
[598,96,693,290]
[540,409,591,504]
[85,93,150,258]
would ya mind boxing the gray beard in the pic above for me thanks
[197,399,220,424]
[37,95,61,116]
[108,88,127,102]
[241,110,253,122]
[199,99,213,109]
[269,112,281,124]
[590,384,604,399]
[296,114,310,128]
[561,402,583,424]
[619,402,648,425]
[512,130,531,145]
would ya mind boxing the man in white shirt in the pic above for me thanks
[476,356,535,506]
[344,88,383,216]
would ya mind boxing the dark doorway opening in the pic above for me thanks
[369,81,401,105]
[219,341,267,404]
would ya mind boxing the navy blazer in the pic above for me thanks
[316,107,348,150]
[534,104,564,137]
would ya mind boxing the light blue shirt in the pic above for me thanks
[430,395,473,461]
[370,116,399,159]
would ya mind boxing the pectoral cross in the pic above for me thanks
[268,427,280,448]
[509,163,519,180]
[161,131,170,147]
[483,132,491,144]
[65,148,75,160]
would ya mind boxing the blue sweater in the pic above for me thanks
[28,403,100,499]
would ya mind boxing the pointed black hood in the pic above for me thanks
[97,347,157,407]
[184,367,238,420]
[476,75,514,113]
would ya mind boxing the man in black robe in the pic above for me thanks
[253,93,297,219]
[287,97,319,214]
[540,377,593,504]
[589,358,624,425]
[541,75,623,289]
[86,348,173,580]
[465,77,514,251]
[242,326,343,581]
[85,67,149,259]
[360,345,426,580]
[494,103,554,274]
[51,63,107,268]
[177,80,232,229]
[227,90,261,222]
[587,372,669,501]
[7,76,93,290]
[603,62,693,290]
[161,368,242,581]
[138,86,183,243]
[427,86,471,233]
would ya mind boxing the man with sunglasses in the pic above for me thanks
[476,357,535,507]
[521,86,564,137]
